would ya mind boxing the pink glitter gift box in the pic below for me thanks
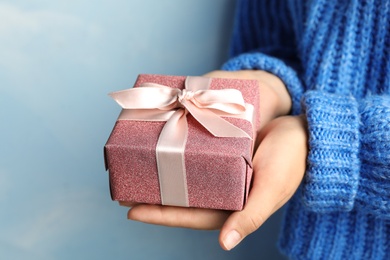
[104,74,260,211]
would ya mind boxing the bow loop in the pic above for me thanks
[188,89,247,115]
[109,77,252,139]
[109,83,180,110]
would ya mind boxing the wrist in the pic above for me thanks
[253,70,291,116]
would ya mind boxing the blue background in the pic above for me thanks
[0,1,286,259]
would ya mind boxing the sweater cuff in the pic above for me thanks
[301,91,360,212]
[222,52,304,115]
[355,95,390,218]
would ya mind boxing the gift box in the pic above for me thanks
[104,74,260,211]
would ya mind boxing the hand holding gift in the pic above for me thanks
[109,70,308,251]
[105,73,260,210]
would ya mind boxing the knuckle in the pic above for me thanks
[241,211,265,233]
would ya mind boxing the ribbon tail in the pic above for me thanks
[184,102,252,139]
[155,109,189,207]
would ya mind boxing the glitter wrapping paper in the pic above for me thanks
[104,74,260,211]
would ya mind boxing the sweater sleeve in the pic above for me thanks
[222,0,304,115]
[224,0,390,218]
[302,92,390,218]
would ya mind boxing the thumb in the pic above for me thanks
[218,140,276,251]
[218,116,307,251]
[218,181,275,251]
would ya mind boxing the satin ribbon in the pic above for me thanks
[110,76,253,207]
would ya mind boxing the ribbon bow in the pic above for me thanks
[109,76,253,207]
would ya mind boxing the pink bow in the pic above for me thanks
[109,76,253,207]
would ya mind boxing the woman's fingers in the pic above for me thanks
[118,201,138,207]
[219,116,308,250]
[125,116,307,250]
[127,204,230,230]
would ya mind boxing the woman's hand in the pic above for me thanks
[203,70,292,129]
[119,70,308,250]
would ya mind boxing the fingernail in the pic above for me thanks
[118,201,129,207]
[223,230,241,251]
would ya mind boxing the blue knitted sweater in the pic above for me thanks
[222,0,390,259]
